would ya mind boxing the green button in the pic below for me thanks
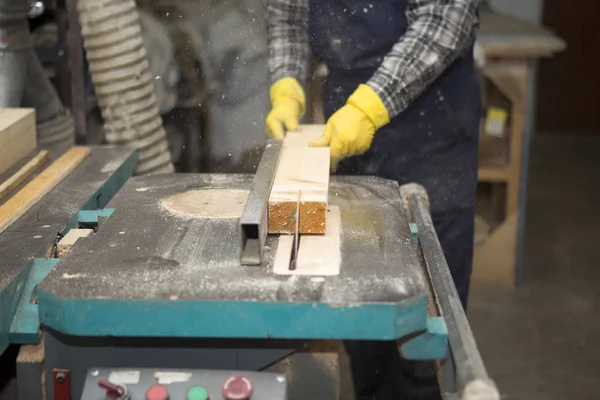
[187,386,209,400]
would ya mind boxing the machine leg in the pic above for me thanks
[16,343,45,400]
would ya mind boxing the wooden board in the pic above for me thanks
[0,108,37,176]
[57,228,94,258]
[0,147,91,234]
[268,125,330,234]
[0,151,49,201]
[273,206,341,276]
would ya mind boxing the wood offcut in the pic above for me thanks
[0,147,91,234]
[0,108,37,176]
[57,228,94,258]
[268,125,330,234]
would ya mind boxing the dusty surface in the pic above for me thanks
[162,189,248,219]
[37,174,427,306]
[0,147,135,290]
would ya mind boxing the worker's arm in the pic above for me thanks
[265,0,310,139]
[368,0,479,118]
[311,0,479,164]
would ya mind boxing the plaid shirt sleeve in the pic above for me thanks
[367,0,479,119]
[267,0,310,85]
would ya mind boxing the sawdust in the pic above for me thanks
[279,356,294,385]
[268,200,327,234]
[399,183,430,219]
[17,341,44,364]
[61,273,86,280]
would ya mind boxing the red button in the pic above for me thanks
[146,384,169,400]
[222,375,253,400]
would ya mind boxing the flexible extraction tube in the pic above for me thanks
[77,0,174,174]
[0,0,74,149]
[22,48,75,148]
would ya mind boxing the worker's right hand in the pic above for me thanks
[265,77,306,140]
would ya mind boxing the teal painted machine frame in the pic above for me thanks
[10,166,451,362]
[37,295,431,342]
[34,208,450,362]
[0,149,138,354]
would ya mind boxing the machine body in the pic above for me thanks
[0,144,498,400]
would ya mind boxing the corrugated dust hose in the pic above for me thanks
[78,0,174,174]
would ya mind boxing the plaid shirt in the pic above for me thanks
[267,0,479,119]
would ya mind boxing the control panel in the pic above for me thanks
[80,368,288,400]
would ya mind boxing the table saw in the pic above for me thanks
[0,142,499,400]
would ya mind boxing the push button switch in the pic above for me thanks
[146,384,169,400]
[187,386,209,400]
[222,375,253,400]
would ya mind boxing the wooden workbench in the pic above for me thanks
[472,7,566,287]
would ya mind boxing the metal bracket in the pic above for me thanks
[76,208,115,228]
[53,369,71,400]
[9,258,60,344]
[400,316,449,360]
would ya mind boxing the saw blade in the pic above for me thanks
[291,191,300,270]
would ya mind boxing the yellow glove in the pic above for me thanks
[265,77,306,140]
[310,84,390,166]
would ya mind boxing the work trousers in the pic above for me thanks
[322,65,481,399]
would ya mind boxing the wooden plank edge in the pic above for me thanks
[272,206,341,276]
[57,228,94,258]
[0,147,91,234]
[0,150,49,201]
[0,108,37,176]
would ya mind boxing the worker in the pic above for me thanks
[265,0,481,399]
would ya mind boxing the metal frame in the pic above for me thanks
[1,148,138,355]
[401,183,500,400]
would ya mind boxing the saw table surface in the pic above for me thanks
[0,146,136,291]
[0,146,137,354]
[37,174,429,340]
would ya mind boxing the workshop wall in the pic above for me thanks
[536,0,600,135]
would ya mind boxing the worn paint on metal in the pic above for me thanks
[76,208,115,226]
[9,258,60,344]
[0,149,137,354]
[66,149,138,230]
[36,294,429,341]
[409,222,419,241]
[400,316,449,360]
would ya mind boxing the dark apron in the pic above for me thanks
[309,1,482,399]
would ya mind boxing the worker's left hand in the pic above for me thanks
[310,84,390,167]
